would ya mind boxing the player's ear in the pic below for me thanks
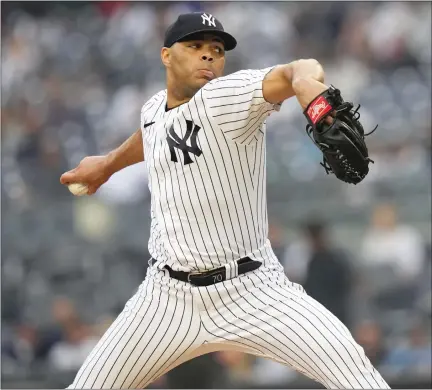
[161,47,171,68]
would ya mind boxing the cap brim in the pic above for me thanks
[172,29,237,51]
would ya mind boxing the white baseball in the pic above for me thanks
[68,183,89,196]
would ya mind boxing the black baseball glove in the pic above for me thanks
[303,86,377,185]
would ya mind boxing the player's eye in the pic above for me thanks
[189,43,201,49]
[214,46,225,55]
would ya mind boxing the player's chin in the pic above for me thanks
[195,77,211,86]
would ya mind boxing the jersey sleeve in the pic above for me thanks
[202,67,281,144]
[140,105,146,132]
[140,90,167,132]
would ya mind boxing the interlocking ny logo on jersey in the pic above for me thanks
[201,13,216,27]
[167,120,202,165]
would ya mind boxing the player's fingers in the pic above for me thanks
[60,170,77,185]
[86,183,101,195]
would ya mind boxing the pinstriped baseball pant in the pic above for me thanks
[67,264,390,389]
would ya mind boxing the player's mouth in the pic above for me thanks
[197,69,215,80]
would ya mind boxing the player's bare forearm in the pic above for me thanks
[290,69,328,111]
[105,128,144,176]
[59,129,144,194]
[263,59,328,108]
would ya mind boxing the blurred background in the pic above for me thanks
[1,1,431,388]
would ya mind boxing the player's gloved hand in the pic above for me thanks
[303,86,377,184]
[60,155,112,195]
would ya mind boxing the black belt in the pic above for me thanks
[151,257,262,286]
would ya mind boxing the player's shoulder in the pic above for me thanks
[140,89,167,130]
[141,89,167,113]
[202,67,276,92]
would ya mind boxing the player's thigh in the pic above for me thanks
[238,282,389,389]
[67,275,203,389]
[204,274,389,389]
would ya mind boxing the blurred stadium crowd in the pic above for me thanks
[1,1,431,388]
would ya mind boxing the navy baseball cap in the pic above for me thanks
[164,12,237,51]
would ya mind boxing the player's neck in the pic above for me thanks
[165,75,196,110]
[165,89,191,111]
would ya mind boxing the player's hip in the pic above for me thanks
[146,254,299,296]
[143,258,306,322]
[149,239,283,272]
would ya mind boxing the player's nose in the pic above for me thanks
[200,53,214,62]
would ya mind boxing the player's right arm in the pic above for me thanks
[105,128,144,176]
[59,128,144,194]
[59,91,165,194]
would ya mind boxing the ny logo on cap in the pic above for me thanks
[201,13,216,27]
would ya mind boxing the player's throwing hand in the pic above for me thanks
[59,155,111,195]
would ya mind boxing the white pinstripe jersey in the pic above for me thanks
[141,67,283,272]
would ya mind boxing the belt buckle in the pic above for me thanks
[187,271,201,283]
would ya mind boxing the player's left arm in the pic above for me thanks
[262,59,330,110]
[202,60,330,145]
[266,60,377,184]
